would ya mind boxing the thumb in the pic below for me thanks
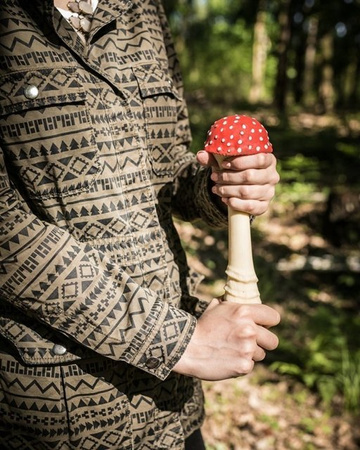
[196,150,211,167]
[204,297,224,312]
[197,150,221,169]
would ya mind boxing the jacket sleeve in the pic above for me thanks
[0,148,196,380]
[157,1,228,228]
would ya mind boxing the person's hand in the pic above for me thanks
[197,151,280,216]
[173,299,280,381]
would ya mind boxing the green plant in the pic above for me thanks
[270,304,360,414]
[271,338,360,414]
[336,346,360,413]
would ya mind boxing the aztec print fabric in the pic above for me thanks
[0,343,205,449]
[0,0,228,447]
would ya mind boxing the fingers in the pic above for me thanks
[257,325,279,351]
[207,152,279,215]
[196,150,220,169]
[224,303,280,368]
[237,303,281,328]
[210,154,279,187]
[223,153,277,172]
[173,301,280,380]
[212,183,276,210]
[211,179,276,215]
[253,347,266,362]
[235,325,277,366]
[197,150,277,172]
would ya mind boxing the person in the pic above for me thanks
[0,0,281,448]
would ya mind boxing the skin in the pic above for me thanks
[173,299,280,381]
[173,152,281,381]
[197,151,280,216]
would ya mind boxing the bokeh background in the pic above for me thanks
[165,1,360,448]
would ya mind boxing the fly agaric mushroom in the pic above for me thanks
[204,114,273,303]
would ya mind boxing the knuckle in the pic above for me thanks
[239,185,251,199]
[242,169,254,184]
[258,153,268,167]
[245,201,257,214]
[227,197,237,209]
[256,206,267,216]
[269,153,277,165]
[241,323,257,339]
[266,185,276,198]
[238,359,254,375]
[236,304,251,317]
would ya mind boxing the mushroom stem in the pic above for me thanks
[214,154,261,304]
[225,207,261,303]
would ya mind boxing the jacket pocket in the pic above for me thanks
[133,65,181,178]
[0,344,133,449]
[0,67,101,199]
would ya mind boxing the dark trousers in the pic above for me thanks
[185,429,206,450]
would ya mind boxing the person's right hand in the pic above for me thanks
[173,299,280,381]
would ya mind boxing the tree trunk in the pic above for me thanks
[318,32,335,113]
[249,0,268,104]
[303,16,318,108]
[274,0,293,112]
[347,53,360,108]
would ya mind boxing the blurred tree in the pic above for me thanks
[303,15,319,107]
[249,0,269,104]
[164,0,360,111]
[273,0,294,112]
[319,31,335,113]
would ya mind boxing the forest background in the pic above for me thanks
[164,0,360,449]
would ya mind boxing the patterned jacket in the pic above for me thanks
[0,0,227,444]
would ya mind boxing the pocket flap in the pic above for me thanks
[0,67,86,116]
[133,66,180,100]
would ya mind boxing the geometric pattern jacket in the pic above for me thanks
[0,0,227,443]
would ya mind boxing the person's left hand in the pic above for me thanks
[197,151,280,216]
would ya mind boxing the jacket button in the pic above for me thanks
[145,357,161,370]
[52,344,67,356]
[24,85,39,99]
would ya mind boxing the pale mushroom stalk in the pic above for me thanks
[205,115,274,304]
[214,154,261,304]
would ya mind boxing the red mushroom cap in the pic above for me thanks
[204,114,273,156]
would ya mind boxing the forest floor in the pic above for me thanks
[174,167,360,449]
[201,365,359,450]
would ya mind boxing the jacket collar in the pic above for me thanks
[30,0,134,47]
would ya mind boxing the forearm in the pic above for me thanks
[1,168,195,380]
[172,157,228,228]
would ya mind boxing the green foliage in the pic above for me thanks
[271,306,360,413]
[167,0,360,111]
[337,346,360,413]
[180,18,254,103]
